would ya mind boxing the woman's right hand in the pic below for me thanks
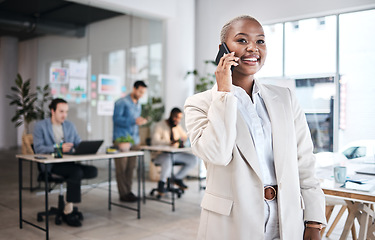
[215,52,239,92]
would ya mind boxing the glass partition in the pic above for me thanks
[36,13,164,148]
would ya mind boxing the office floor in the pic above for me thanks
[0,148,355,240]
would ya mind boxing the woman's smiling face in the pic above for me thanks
[225,18,267,76]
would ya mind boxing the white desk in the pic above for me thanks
[140,145,192,154]
[317,166,375,239]
[140,146,192,211]
[17,151,144,240]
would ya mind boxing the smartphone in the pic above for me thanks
[215,42,234,71]
[215,42,231,65]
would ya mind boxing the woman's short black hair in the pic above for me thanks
[49,98,67,111]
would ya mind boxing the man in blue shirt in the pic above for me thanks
[33,98,97,227]
[113,81,147,202]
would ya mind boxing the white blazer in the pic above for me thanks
[184,81,326,240]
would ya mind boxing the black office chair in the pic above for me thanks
[149,161,185,199]
[28,143,83,225]
[36,163,84,224]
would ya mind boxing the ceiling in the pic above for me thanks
[0,0,124,41]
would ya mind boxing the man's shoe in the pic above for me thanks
[62,212,82,227]
[174,179,188,190]
[120,192,139,202]
[72,207,84,221]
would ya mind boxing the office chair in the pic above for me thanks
[36,163,83,224]
[149,161,185,199]
[25,142,83,225]
[322,197,357,240]
[22,134,41,191]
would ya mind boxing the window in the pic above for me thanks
[257,23,283,77]
[284,16,336,76]
[338,9,375,146]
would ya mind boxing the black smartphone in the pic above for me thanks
[215,42,235,72]
[215,42,231,65]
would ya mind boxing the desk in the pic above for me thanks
[140,146,192,211]
[17,151,144,240]
[318,167,375,240]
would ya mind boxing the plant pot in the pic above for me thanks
[118,142,131,152]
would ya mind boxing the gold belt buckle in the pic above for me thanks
[264,185,277,201]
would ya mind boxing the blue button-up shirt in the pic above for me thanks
[113,94,141,144]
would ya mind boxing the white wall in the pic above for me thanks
[0,37,18,149]
[163,1,195,113]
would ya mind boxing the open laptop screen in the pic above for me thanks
[71,140,104,155]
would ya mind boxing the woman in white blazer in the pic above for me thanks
[184,15,326,240]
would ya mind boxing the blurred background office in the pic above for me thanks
[1,0,375,239]
[1,0,375,166]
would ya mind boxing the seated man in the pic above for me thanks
[152,107,198,195]
[33,98,97,227]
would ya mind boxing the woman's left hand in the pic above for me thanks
[303,228,321,240]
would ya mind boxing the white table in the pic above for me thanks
[17,151,144,240]
[317,166,375,239]
[140,146,193,211]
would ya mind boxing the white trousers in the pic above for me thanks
[264,199,280,240]
[153,152,198,182]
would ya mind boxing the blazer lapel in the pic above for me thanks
[259,85,288,183]
[235,111,263,181]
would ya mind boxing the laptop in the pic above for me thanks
[70,140,104,155]
[355,167,375,176]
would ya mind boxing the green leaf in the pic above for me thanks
[11,114,20,122]
[9,99,22,106]
[15,74,23,87]
[115,134,135,144]
[10,86,21,92]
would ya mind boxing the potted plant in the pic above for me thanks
[6,74,51,153]
[185,60,216,93]
[6,74,38,134]
[141,97,165,127]
[140,97,165,145]
[115,134,135,152]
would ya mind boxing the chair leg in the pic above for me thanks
[326,205,348,237]
[55,194,64,225]
[37,184,65,225]
[321,205,335,237]
[351,222,357,240]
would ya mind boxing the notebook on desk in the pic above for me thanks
[70,140,104,155]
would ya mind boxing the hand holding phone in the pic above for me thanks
[214,43,238,92]
[215,42,231,66]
